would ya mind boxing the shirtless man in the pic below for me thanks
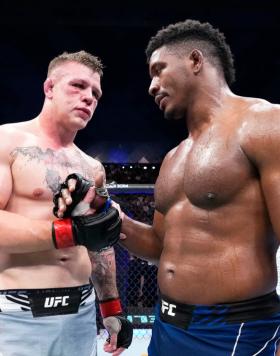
[119,20,280,355]
[0,51,132,356]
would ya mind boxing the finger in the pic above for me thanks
[112,347,126,356]
[66,178,77,192]
[61,188,72,205]
[103,333,117,352]
[82,186,96,204]
[103,344,125,356]
[119,233,127,240]
[111,201,124,220]
[57,197,66,218]
[109,333,118,349]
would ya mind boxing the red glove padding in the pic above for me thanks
[99,298,133,349]
[52,207,121,252]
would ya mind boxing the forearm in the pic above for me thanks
[89,247,119,300]
[120,214,162,264]
[0,210,53,253]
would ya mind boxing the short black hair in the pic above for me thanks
[146,19,235,86]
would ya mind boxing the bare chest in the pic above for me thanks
[155,137,253,213]
[11,146,93,201]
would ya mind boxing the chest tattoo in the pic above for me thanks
[11,146,73,167]
[45,168,62,194]
[11,146,92,194]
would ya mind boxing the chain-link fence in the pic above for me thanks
[96,192,157,341]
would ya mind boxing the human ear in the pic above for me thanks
[44,78,54,98]
[190,49,203,74]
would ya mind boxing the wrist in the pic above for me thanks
[99,298,122,318]
[52,218,76,249]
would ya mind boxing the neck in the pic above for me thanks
[186,79,234,136]
[36,110,77,148]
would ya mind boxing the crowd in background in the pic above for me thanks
[104,163,160,184]
[97,164,159,330]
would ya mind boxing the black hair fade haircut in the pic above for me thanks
[146,19,235,86]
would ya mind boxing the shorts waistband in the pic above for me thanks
[159,291,280,329]
[0,283,95,317]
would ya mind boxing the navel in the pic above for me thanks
[166,268,175,278]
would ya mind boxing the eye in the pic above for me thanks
[72,83,84,89]
[151,64,163,78]
[155,67,161,76]
[92,90,102,100]
[155,65,164,76]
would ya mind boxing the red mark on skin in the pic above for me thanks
[33,188,44,198]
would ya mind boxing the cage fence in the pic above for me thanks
[96,192,157,340]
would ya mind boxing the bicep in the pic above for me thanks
[153,210,165,243]
[0,150,13,209]
[260,167,280,239]
[241,107,280,241]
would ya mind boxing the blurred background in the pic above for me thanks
[0,0,279,163]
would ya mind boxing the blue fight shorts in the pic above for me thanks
[0,284,97,356]
[148,292,280,356]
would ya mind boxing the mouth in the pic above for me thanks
[155,94,168,110]
[75,107,91,119]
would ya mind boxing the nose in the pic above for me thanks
[148,77,160,97]
[82,88,94,106]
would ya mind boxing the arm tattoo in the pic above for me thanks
[89,248,119,300]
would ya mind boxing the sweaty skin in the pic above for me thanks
[120,46,280,305]
[153,97,278,304]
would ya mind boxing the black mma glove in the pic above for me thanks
[52,206,121,252]
[53,173,93,218]
[99,298,133,349]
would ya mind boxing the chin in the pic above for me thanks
[164,109,183,121]
[73,117,89,129]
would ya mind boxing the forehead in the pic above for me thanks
[53,61,101,86]
[149,47,168,65]
[149,46,179,70]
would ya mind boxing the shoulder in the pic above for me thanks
[0,120,35,140]
[0,122,32,150]
[239,97,280,132]
[74,146,105,174]
[162,140,186,163]
[0,122,22,135]
[239,98,280,166]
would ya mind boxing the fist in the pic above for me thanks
[53,172,109,218]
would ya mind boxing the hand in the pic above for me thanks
[52,172,122,251]
[52,206,122,251]
[53,172,108,218]
[99,298,133,355]
[103,316,133,355]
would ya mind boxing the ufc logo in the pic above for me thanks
[44,296,70,308]
[161,300,176,316]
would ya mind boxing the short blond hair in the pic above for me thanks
[47,50,104,77]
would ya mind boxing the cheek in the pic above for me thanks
[92,100,98,110]
[62,88,79,102]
